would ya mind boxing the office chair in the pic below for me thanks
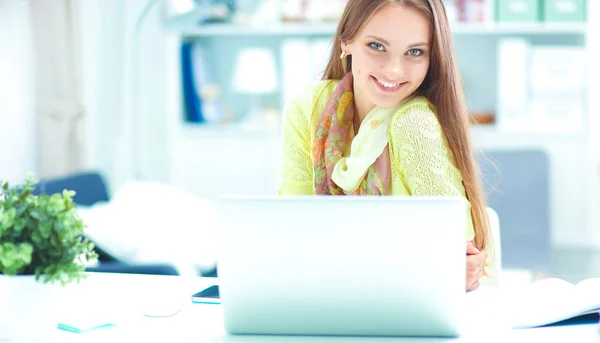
[478,149,552,274]
[32,171,179,276]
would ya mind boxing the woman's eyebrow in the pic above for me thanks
[407,42,428,48]
[365,35,391,46]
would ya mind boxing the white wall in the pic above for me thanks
[124,0,171,186]
[0,0,36,185]
[76,0,172,194]
[74,0,124,194]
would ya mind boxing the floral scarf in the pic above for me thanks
[312,72,394,195]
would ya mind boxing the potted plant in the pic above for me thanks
[0,174,98,341]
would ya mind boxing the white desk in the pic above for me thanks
[10,273,598,343]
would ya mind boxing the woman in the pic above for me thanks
[278,0,492,291]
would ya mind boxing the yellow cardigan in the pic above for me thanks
[278,80,475,241]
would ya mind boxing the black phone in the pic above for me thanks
[191,285,220,304]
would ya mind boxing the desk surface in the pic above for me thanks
[6,273,598,343]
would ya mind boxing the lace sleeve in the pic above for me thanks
[389,102,474,240]
[278,89,315,195]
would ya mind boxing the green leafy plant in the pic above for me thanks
[0,174,98,285]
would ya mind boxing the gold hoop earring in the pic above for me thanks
[340,51,347,60]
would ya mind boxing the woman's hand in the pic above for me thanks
[466,242,488,292]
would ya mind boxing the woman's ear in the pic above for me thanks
[340,41,348,55]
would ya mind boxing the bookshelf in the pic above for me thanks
[172,21,588,140]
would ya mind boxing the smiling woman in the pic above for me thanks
[278,0,494,292]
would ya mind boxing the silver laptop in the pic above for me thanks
[214,196,468,337]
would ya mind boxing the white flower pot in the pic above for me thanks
[0,274,64,342]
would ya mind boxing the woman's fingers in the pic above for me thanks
[467,266,483,282]
[467,250,488,271]
[467,270,478,283]
[466,241,479,255]
[468,281,480,292]
[476,266,485,280]
[465,248,488,291]
[466,274,480,291]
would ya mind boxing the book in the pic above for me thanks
[57,309,117,334]
[509,277,600,329]
[181,41,205,124]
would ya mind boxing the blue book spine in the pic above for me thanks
[181,41,205,123]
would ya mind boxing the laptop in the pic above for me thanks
[214,196,468,337]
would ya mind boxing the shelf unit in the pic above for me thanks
[174,21,589,140]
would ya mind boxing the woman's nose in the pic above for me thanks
[383,56,404,80]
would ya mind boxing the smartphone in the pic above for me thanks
[191,285,220,304]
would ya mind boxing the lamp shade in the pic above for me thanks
[232,48,278,94]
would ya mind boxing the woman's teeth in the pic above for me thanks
[377,79,400,88]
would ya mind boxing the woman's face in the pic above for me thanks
[343,3,431,111]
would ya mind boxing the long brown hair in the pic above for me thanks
[323,0,490,250]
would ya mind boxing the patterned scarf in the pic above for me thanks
[312,72,392,195]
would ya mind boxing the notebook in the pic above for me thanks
[510,277,600,328]
[57,311,116,334]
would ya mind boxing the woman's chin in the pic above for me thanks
[366,90,409,109]
[371,95,407,109]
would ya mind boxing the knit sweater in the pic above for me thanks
[278,80,475,241]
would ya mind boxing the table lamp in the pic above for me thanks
[231,48,278,127]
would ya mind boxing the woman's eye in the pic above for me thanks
[369,42,385,51]
[407,49,423,56]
